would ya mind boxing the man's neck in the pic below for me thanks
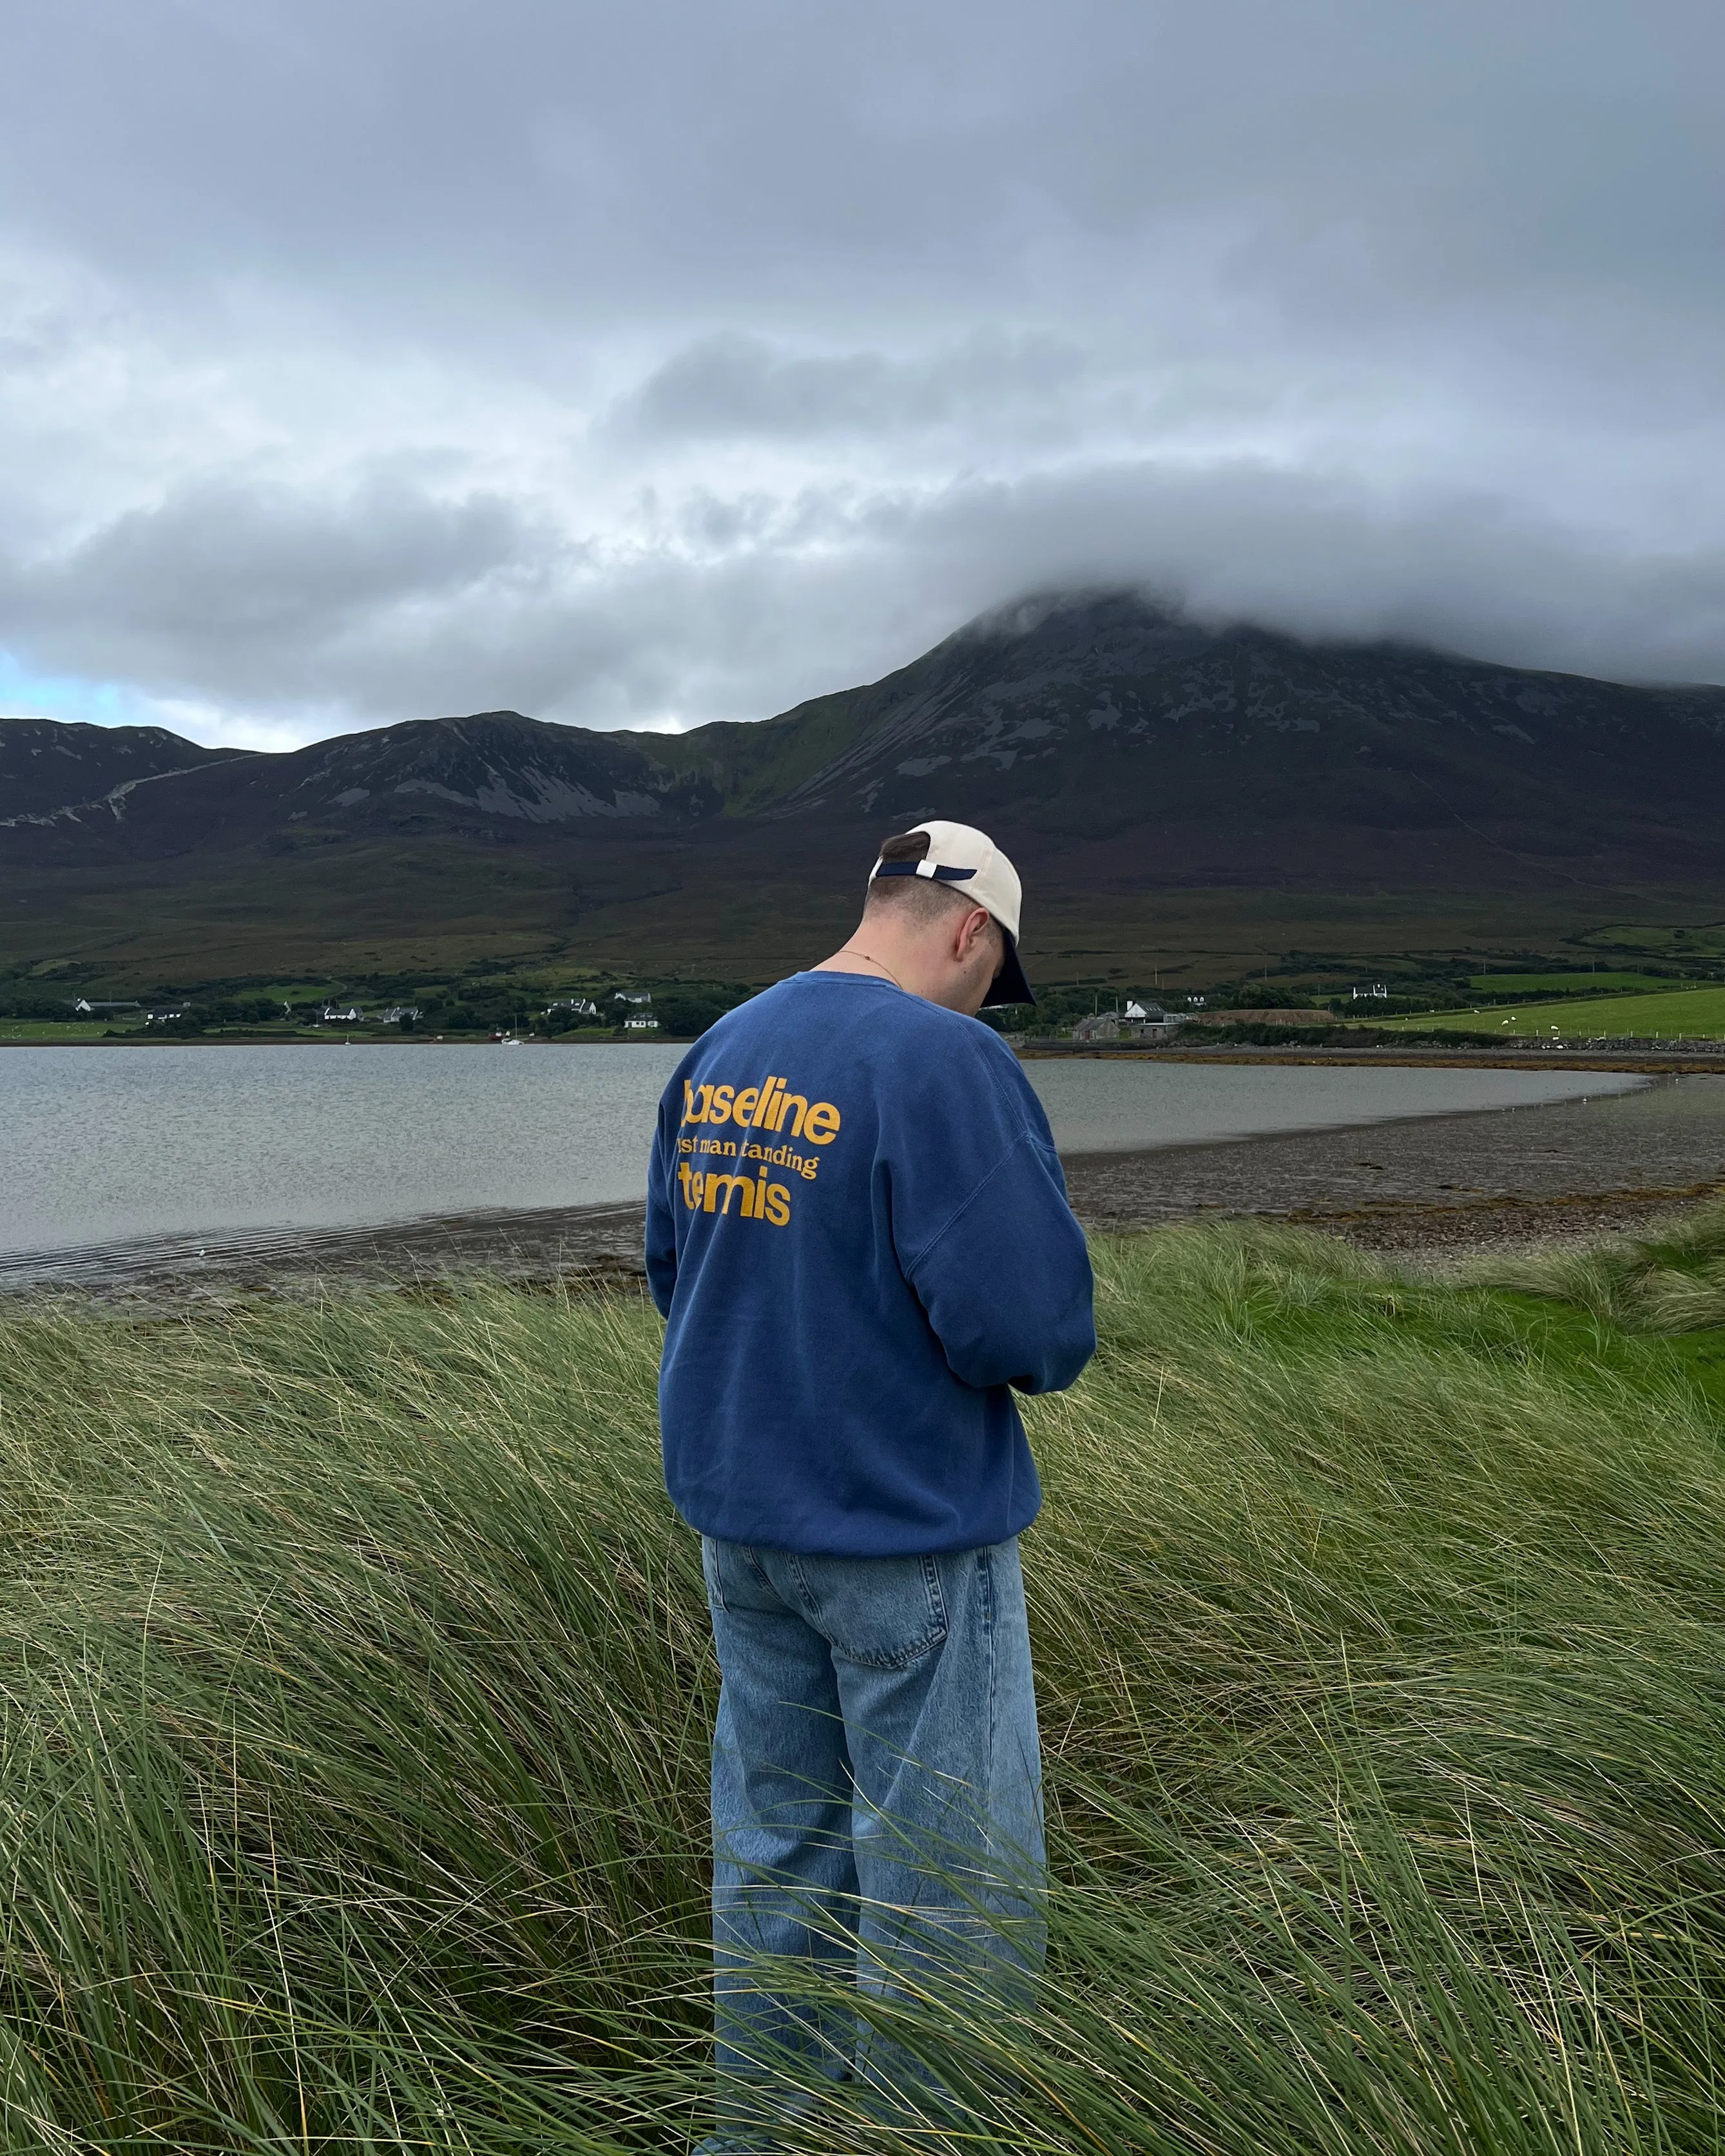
[813,940,912,995]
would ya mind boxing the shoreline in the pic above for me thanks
[1058,1076,1725,1257]
[8,1075,1725,1310]
[9,1032,1725,1075]
[1021,1043,1725,1074]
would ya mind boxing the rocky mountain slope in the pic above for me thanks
[631,592,1725,856]
[0,719,242,826]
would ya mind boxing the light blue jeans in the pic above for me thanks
[700,1534,1045,2145]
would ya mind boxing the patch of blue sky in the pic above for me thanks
[0,653,288,749]
[0,650,169,732]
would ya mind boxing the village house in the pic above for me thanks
[1072,1003,1186,1044]
[612,989,657,1030]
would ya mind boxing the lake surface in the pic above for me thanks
[0,1044,1643,1261]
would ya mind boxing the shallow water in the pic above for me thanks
[1026,1058,1644,1155]
[0,1043,1643,1262]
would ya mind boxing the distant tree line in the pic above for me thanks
[405,981,756,1038]
[0,995,85,1021]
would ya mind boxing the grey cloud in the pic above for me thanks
[0,476,548,697]
[880,465,1725,689]
[474,468,1725,740]
[612,331,1089,443]
[13,456,1724,749]
[1,1,1720,356]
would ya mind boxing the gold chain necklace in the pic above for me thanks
[836,945,906,991]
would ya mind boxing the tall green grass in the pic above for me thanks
[3,1228,1725,2150]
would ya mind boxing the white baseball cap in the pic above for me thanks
[867,820,1034,1007]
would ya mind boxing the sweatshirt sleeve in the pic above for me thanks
[897,1074,1096,1396]
[644,1089,679,1318]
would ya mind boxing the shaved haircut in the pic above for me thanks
[863,829,999,937]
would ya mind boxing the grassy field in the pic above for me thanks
[0,1017,126,1043]
[6,1224,1725,2150]
[1389,984,1725,1037]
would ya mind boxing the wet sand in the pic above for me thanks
[0,1202,654,1313]
[10,1075,1725,1311]
[1059,1075,1725,1256]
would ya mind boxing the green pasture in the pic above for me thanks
[0,1017,139,1043]
[6,1220,1725,2148]
[1390,983,1725,1037]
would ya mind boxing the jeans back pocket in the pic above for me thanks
[786,1550,950,1670]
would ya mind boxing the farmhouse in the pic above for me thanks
[1073,1005,1185,1044]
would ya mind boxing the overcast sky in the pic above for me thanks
[1,0,1722,750]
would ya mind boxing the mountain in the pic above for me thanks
[0,718,243,824]
[5,592,1725,987]
[631,591,1725,854]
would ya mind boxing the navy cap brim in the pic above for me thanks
[981,933,1034,1008]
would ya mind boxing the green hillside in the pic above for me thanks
[1390,986,1725,1038]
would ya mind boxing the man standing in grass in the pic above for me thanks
[646,820,1096,2145]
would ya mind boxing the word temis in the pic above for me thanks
[681,1076,840,1144]
[677,1160,793,1226]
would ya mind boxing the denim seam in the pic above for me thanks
[981,1545,999,1829]
[921,1552,950,1644]
[703,1537,728,1613]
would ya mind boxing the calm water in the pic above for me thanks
[0,1044,1643,1260]
[1023,1059,1644,1154]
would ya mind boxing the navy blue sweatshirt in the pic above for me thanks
[645,971,1096,1556]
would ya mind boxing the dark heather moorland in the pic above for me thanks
[6,590,1725,1000]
